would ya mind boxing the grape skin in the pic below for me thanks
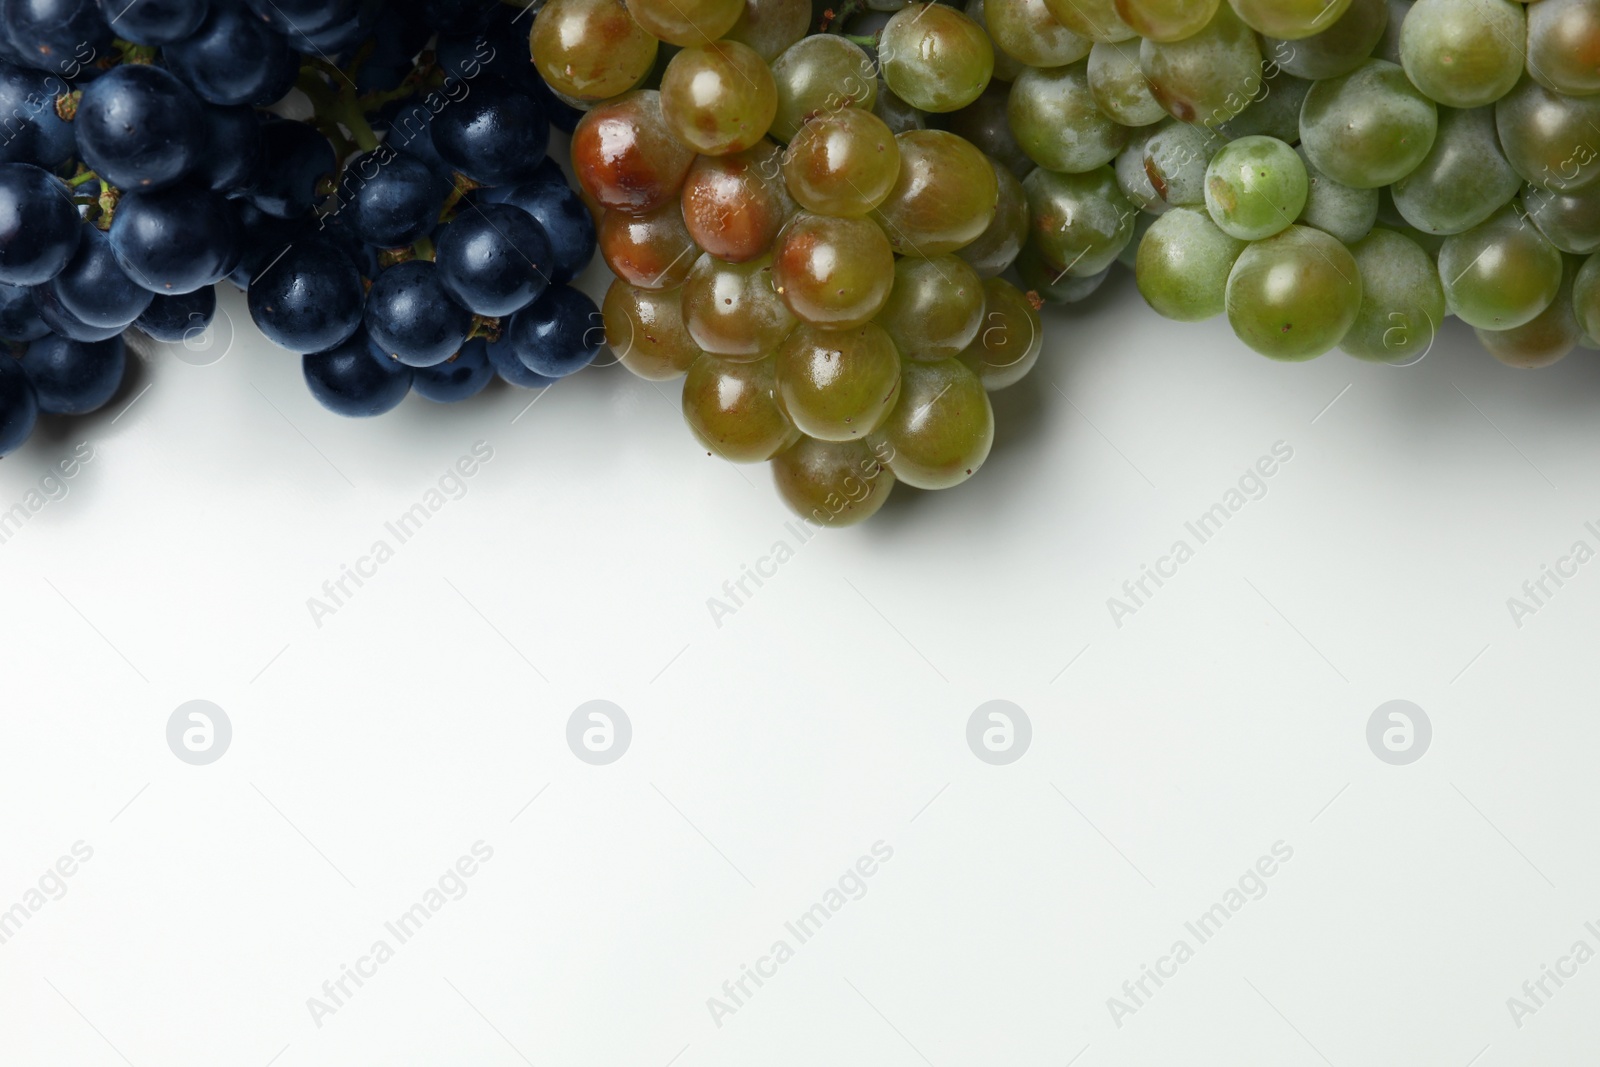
[680,142,796,263]
[1009,61,1131,174]
[1041,0,1136,43]
[1341,227,1445,362]
[1527,0,1600,97]
[1295,146,1379,244]
[1139,4,1263,127]
[1136,206,1245,321]
[660,42,778,157]
[985,0,1093,68]
[1227,0,1353,40]
[872,358,995,490]
[1225,224,1362,360]
[1024,165,1138,278]
[958,159,1031,278]
[769,36,877,143]
[1204,135,1308,241]
[781,107,901,217]
[872,130,1000,256]
[1573,254,1600,343]
[875,254,986,361]
[1475,256,1584,369]
[602,280,703,381]
[681,352,799,463]
[571,92,697,215]
[1399,0,1526,109]
[771,436,897,527]
[1437,205,1564,330]
[680,251,797,359]
[772,212,896,329]
[1299,60,1439,190]
[1263,0,1388,81]
[1087,39,1169,128]
[1390,105,1521,235]
[1494,76,1600,193]
[879,4,995,114]
[530,0,659,101]
[775,322,903,440]
[958,278,1044,390]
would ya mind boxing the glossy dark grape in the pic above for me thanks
[29,281,123,341]
[485,332,558,388]
[436,203,554,317]
[365,260,474,368]
[20,333,124,414]
[0,351,36,456]
[164,2,297,106]
[109,182,239,294]
[339,148,446,249]
[0,61,74,168]
[75,65,204,192]
[430,81,549,187]
[107,0,209,45]
[495,285,602,379]
[246,120,337,220]
[192,105,264,196]
[135,287,215,343]
[0,0,110,76]
[304,331,412,417]
[242,0,356,34]
[248,239,364,354]
[47,225,152,330]
[412,338,494,403]
[0,163,77,286]
[0,279,47,341]
[500,179,597,284]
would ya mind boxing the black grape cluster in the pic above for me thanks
[0,0,599,460]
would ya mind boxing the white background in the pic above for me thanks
[1,256,1598,1066]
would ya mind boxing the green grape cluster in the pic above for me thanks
[538,0,1046,526]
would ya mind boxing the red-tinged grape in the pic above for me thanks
[726,0,810,60]
[1024,165,1137,278]
[1041,0,1136,42]
[1264,0,1388,80]
[680,142,796,263]
[1009,60,1130,174]
[984,0,1093,68]
[660,41,778,156]
[1390,106,1520,235]
[1140,4,1263,127]
[781,107,901,217]
[530,0,659,101]
[572,91,696,215]
[680,251,797,358]
[1437,205,1564,329]
[1115,0,1220,44]
[1225,224,1362,360]
[1341,227,1445,362]
[879,4,995,114]
[770,36,878,143]
[872,358,994,490]
[771,436,896,527]
[1136,206,1246,321]
[958,158,1030,277]
[604,279,703,380]
[1475,257,1584,369]
[772,211,896,328]
[872,130,999,256]
[628,0,743,47]
[959,278,1043,390]
[681,352,799,462]
[775,322,902,440]
[1227,0,1352,40]
[877,254,985,361]
[1299,60,1439,189]
[1088,39,1168,127]
[599,201,701,290]
[1527,0,1600,97]
[1495,76,1600,193]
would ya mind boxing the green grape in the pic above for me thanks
[1299,60,1439,189]
[1495,76,1600,193]
[880,4,995,114]
[660,42,778,156]
[775,323,903,439]
[872,359,995,489]
[771,437,896,527]
[1008,61,1130,174]
[1025,165,1138,277]
[958,278,1044,390]
[872,130,999,255]
[599,201,701,290]
[1437,205,1563,329]
[680,141,796,264]
[1399,0,1525,109]
[1087,40,1168,127]
[1475,257,1584,369]
[984,0,1093,67]
[1263,0,1388,80]
[725,0,810,60]
[1295,146,1379,243]
[1214,70,1310,141]
[1118,211,1157,268]
[1372,0,1406,63]
[770,36,878,143]
[1390,106,1521,235]
[1114,0,1220,43]
[1136,206,1246,320]
[1341,227,1445,362]
[1228,0,1352,39]
[772,211,896,328]
[1204,135,1308,240]
[628,0,743,46]
[944,83,1035,181]
[530,0,659,102]
[681,252,797,358]
[781,107,901,217]
[1140,4,1262,128]
[963,0,1027,83]
[1016,243,1112,303]
[873,80,928,136]
[1115,128,1168,213]
[958,158,1030,277]
[604,280,704,381]
[1041,0,1136,41]
[572,91,696,215]
[1141,120,1224,206]
[1523,183,1600,256]
[682,353,800,462]
[1574,254,1600,341]
[876,254,986,360]
[1527,0,1600,97]
[1225,224,1362,359]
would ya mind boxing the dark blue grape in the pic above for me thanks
[485,331,557,389]
[430,81,549,187]
[0,279,46,341]
[228,200,299,289]
[0,162,78,286]
[365,259,473,367]
[339,148,446,249]
[48,224,152,329]
[135,286,214,342]
[109,182,240,294]
[76,64,204,192]
[0,61,75,168]
[497,284,601,378]
[0,350,35,454]
[304,330,411,416]
[102,0,209,45]
[165,1,296,106]
[0,0,111,77]
[29,282,124,340]
[412,336,492,402]
[501,179,595,284]
[247,237,363,353]
[284,0,373,53]
[435,202,552,317]
[242,0,354,33]
[192,104,262,195]
[19,332,123,414]
[386,99,453,178]
[353,2,427,94]
[245,119,336,219]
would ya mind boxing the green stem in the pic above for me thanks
[411,236,435,261]
[66,169,100,188]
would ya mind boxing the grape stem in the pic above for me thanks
[299,63,382,153]
[66,169,100,188]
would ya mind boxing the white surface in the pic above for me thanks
[2,270,1598,1067]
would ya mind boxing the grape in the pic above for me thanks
[134,288,214,343]
[1475,257,1584,369]
[1214,71,1310,142]
[365,260,473,368]
[1527,0,1600,97]
[1139,4,1263,127]
[75,65,204,192]
[1009,62,1130,175]
[942,83,1034,181]
[775,322,902,440]
[879,4,994,114]
[1024,166,1137,277]
[339,150,446,250]
[872,130,999,256]
[1263,0,1388,80]
[1341,227,1445,362]
[249,119,337,220]
[531,0,659,101]
[304,332,413,418]
[1400,0,1525,109]
[496,285,603,379]
[958,278,1043,389]
[247,239,364,353]
[962,0,1025,83]
[680,142,795,262]
[0,281,46,343]
[0,62,74,169]
[681,352,799,461]
[47,226,151,331]
[1225,224,1362,359]
[661,42,779,156]
[1115,0,1220,43]
[498,179,598,285]
[681,251,797,358]
[772,211,896,328]
[1136,206,1245,320]
[1115,130,1169,213]
[486,334,558,389]
[604,280,703,380]
[436,203,555,317]
[985,0,1092,67]
[1295,146,1379,243]
[771,436,896,527]
[0,346,36,455]
[1227,0,1352,40]
[1088,40,1168,128]
[781,107,901,217]
[1204,136,1308,240]
[19,333,124,415]
[1437,205,1564,329]
[628,0,743,46]
[109,183,238,295]
[411,339,494,403]
[877,254,985,360]
[1522,183,1600,256]
[599,201,701,291]
[430,83,549,188]
[1575,254,1600,341]
[873,80,928,136]
[571,92,697,215]
[958,158,1030,277]
[32,283,123,342]
[163,2,297,106]
[769,36,878,144]
[1017,244,1113,303]
[1494,76,1600,193]
[1391,105,1521,234]
[108,0,208,45]
[2,0,110,75]
[1041,0,1136,42]
[1140,120,1223,207]
[1300,60,1439,189]
[0,163,78,286]
[242,0,355,34]
[726,0,810,60]
[872,358,994,489]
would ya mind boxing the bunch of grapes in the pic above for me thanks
[989,0,1600,368]
[533,0,1046,526]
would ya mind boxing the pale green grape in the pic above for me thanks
[1204,135,1308,240]
[1391,105,1521,234]
[1400,0,1525,108]
[1295,146,1379,243]
[958,158,1031,277]
[959,278,1044,389]
[1140,4,1263,127]
[682,353,800,462]
[1137,206,1246,320]
[1118,211,1157,268]
[1008,61,1130,174]
[771,437,896,527]
[1225,224,1362,359]
[681,252,797,359]
[725,0,810,60]
[770,36,878,143]
[660,42,778,156]
[1264,0,1388,80]
[1115,0,1219,42]
[872,359,995,489]
[943,84,1035,181]
[984,0,1093,67]
[1141,120,1224,206]
[773,211,896,328]
[782,107,901,217]
[1214,71,1310,141]
[1341,227,1445,362]
[1024,165,1138,276]
[530,0,658,101]
[1527,0,1600,97]
[1475,256,1584,368]
[1228,0,1352,39]
[872,130,999,255]
[1574,254,1600,340]
[1115,128,1169,213]
[628,0,743,46]
[880,4,995,113]
[1523,183,1600,256]
[1041,0,1137,42]
[775,322,902,440]
[604,280,703,381]
[876,254,986,360]
[1016,244,1113,302]
[963,0,1026,83]
[1300,59,1439,188]
[1088,40,1168,127]
[1437,205,1564,329]
[1495,76,1600,193]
